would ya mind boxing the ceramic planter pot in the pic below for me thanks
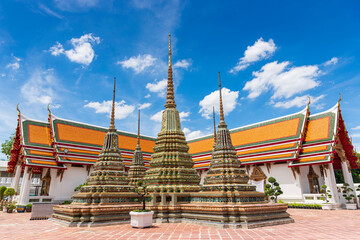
[321,204,334,210]
[26,207,32,212]
[130,211,154,228]
[16,206,26,213]
[6,209,13,213]
[345,203,357,210]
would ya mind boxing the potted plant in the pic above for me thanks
[264,177,283,203]
[7,204,16,213]
[341,183,356,210]
[26,204,32,212]
[321,185,333,210]
[16,205,26,213]
[130,180,154,228]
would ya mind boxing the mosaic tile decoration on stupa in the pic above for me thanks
[49,114,155,168]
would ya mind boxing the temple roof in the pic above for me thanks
[8,101,358,172]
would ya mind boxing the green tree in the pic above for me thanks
[134,180,151,211]
[321,185,332,203]
[265,177,283,203]
[1,133,15,160]
[4,188,15,202]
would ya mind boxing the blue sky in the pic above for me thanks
[1,0,360,159]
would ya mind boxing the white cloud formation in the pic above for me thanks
[179,111,190,121]
[49,34,100,65]
[273,95,325,109]
[117,54,157,74]
[230,38,276,73]
[138,102,151,110]
[324,57,339,66]
[54,0,100,11]
[49,42,64,56]
[199,87,239,119]
[21,69,58,105]
[351,126,360,130]
[146,79,167,97]
[243,61,320,100]
[39,3,63,19]
[145,94,151,98]
[183,127,204,140]
[173,59,191,69]
[84,100,135,120]
[6,56,21,71]
[150,110,163,122]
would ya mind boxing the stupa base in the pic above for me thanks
[51,204,141,227]
[149,202,294,229]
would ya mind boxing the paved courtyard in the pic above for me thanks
[0,209,358,240]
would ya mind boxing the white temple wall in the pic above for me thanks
[50,165,92,202]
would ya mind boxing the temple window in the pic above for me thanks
[307,165,320,193]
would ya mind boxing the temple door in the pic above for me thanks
[250,165,267,192]
[40,169,51,196]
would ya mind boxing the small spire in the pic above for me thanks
[218,72,225,126]
[307,96,311,108]
[213,106,217,147]
[16,103,20,117]
[165,34,176,108]
[137,109,140,146]
[338,92,342,106]
[109,77,116,131]
[47,104,51,118]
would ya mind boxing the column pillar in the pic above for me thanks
[341,160,358,207]
[18,166,32,205]
[323,164,340,205]
[10,165,22,193]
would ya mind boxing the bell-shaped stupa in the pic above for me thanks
[128,110,146,186]
[144,35,200,193]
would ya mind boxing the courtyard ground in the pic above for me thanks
[0,209,358,240]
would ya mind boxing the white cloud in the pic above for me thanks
[117,54,157,73]
[179,111,190,121]
[243,61,320,100]
[49,34,100,65]
[49,42,64,56]
[145,94,151,98]
[173,59,191,69]
[199,87,239,119]
[183,127,204,140]
[150,110,163,122]
[351,126,360,130]
[39,3,63,19]
[6,56,21,71]
[6,62,20,71]
[324,57,339,66]
[54,0,100,11]
[352,134,360,138]
[273,95,325,109]
[146,79,167,97]
[138,102,151,110]
[230,38,276,73]
[84,100,135,120]
[21,69,58,105]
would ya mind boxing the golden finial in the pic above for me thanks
[218,72,225,125]
[165,34,176,108]
[137,109,140,146]
[47,103,51,115]
[109,77,116,131]
[168,34,172,67]
[307,96,311,108]
[338,93,342,106]
[16,103,20,117]
[213,106,217,147]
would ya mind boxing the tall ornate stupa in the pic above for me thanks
[144,35,200,193]
[52,78,139,226]
[128,110,146,186]
[202,73,253,192]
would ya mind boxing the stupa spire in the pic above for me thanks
[136,110,140,146]
[165,34,176,108]
[218,72,226,127]
[213,106,217,148]
[109,77,116,131]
